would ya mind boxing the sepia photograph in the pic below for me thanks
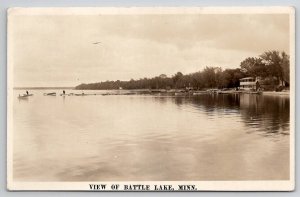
[7,7,295,191]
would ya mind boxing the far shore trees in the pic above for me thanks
[240,50,290,88]
[260,51,290,86]
[75,50,289,91]
[240,57,268,78]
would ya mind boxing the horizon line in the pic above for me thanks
[13,86,75,89]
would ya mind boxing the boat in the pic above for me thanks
[123,92,136,95]
[18,94,33,99]
[218,91,231,94]
[75,93,88,96]
[43,92,56,96]
[102,93,117,96]
[150,90,163,93]
[207,89,219,94]
[60,93,74,96]
[247,91,262,94]
[193,91,206,95]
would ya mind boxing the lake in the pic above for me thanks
[13,89,290,181]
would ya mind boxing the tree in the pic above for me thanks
[172,72,184,88]
[260,50,289,85]
[280,51,290,84]
[231,68,246,87]
[202,67,217,88]
[75,50,289,91]
[240,57,268,77]
[191,72,204,89]
[159,74,167,79]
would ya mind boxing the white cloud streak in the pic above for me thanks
[10,14,289,87]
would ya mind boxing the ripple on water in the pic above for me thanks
[13,91,290,181]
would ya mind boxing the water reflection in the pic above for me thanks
[173,94,290,137]
[13,90,290,181]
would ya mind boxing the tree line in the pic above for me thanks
[75,50,289,90]
[240,50,289,87]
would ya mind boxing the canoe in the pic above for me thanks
[75,93,88,96]
[74,93,99,96]
[44,92,56,96]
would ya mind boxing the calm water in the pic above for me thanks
[13,90,290,181]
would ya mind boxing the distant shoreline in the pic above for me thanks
[13,88,290,97]
[14,87,74,90]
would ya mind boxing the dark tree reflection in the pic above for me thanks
[173,94,290,137]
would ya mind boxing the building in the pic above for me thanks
[239,77,261,90]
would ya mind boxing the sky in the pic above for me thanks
[10,13,290,87]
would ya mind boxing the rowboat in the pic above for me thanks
[43,92,56,96]
[193,91,206,95]
[246,91,262,94]
[60,93,74,96]
[18,94,33,99]
[75,93,88,96]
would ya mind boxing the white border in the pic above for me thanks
[7,7,295,191]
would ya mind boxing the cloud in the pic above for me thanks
[11,14,290,86]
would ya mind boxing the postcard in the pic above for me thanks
[7,7,295,191]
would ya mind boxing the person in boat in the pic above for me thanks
[63,90,65,95]
[26,91,29,95]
